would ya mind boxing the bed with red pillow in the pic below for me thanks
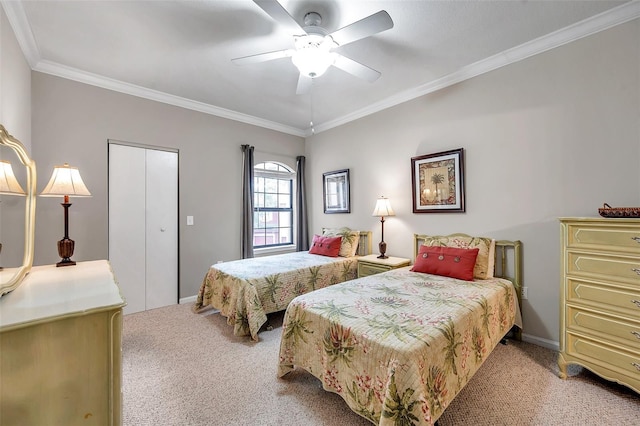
[194,229,371,340]
[278,233,523,425]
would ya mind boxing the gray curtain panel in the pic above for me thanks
[296,156,309,251]
[241,144,254,259]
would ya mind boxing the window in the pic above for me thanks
[253,162,294,249]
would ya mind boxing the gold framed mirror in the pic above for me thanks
[0,125,36,297]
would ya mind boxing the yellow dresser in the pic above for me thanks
[0,260,126,425]
[559,218,640,393]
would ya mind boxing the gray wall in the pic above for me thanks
[31,73,304,298]
[305,20,640,347]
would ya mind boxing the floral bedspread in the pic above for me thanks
[277,267,522,425]
[194,251,358,340]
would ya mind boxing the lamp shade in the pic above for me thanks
[0,160,26,196]
[40,163,91,197]
[372,196,395,217]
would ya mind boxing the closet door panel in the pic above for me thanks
[145,149,178,310]
[109,144,146,314]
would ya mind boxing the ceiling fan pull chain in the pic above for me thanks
[309,81,315,134]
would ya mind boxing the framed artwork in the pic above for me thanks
[411,148,465,213]
[323,169,350,214]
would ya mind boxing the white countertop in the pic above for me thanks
[0,260,126,330]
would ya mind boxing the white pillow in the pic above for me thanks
[322,227,360,257]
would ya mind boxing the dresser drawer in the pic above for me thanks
[565,223,640,254]
[566,306,640,350]
[567,251,640,286]
[358,262,390,277]
[567,278,640,318]
[566,333,640,386]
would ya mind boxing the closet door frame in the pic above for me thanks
[107,140,180,314]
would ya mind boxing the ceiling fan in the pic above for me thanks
[232,0,394,95]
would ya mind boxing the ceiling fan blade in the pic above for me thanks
[333,54,381,83]
[329,10,393,46]
[296,74,313,95]
[232,49,293,65]
[253,0,305,35]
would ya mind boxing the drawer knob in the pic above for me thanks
[633,362,640,372]
[632,331,640,340]
[632,268,640,276]
[633,237,640,243]
[632,300,640,309]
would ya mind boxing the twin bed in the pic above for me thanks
[193,228,371,340]
[194,231,523,425]
[277,234,522,425]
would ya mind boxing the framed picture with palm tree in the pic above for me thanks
[411,148,465,213]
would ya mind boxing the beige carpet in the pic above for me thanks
[122,303,639,425]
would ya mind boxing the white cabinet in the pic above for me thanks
[108,143,178,314]
[0,260,125,425]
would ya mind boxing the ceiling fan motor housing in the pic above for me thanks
[303,11,322,27]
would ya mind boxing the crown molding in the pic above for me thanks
[1,0,40,67]
[4,0,639,138]
[312,0,640,135]
[33,60,306,137]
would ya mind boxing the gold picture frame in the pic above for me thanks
[411,148,465,213]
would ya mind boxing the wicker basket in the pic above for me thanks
[598,203,640,218]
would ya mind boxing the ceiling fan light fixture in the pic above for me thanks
[291,46,336,78]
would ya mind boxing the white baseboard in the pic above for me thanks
[522,333,559,351]
[179,295,197,304]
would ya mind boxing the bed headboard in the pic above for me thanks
[413,233,523,320]
[320,229,372,256]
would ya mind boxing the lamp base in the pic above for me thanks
[57,238,76,267]
[56,258,76,267]
[377,241,388,259]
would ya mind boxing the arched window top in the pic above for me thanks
[254,161,294,179]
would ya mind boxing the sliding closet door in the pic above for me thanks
[109,143,178,314]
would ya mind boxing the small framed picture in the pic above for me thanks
[411,148,465,213]
[323,169,350,214]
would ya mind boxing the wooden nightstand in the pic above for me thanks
[358,254,411,278]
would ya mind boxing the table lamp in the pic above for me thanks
[372,196,395,259]
[40,163,91,267]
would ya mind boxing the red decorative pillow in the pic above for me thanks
[308,234,342,257]
[410,246,480,281]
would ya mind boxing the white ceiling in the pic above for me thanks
[3,1,639,137]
